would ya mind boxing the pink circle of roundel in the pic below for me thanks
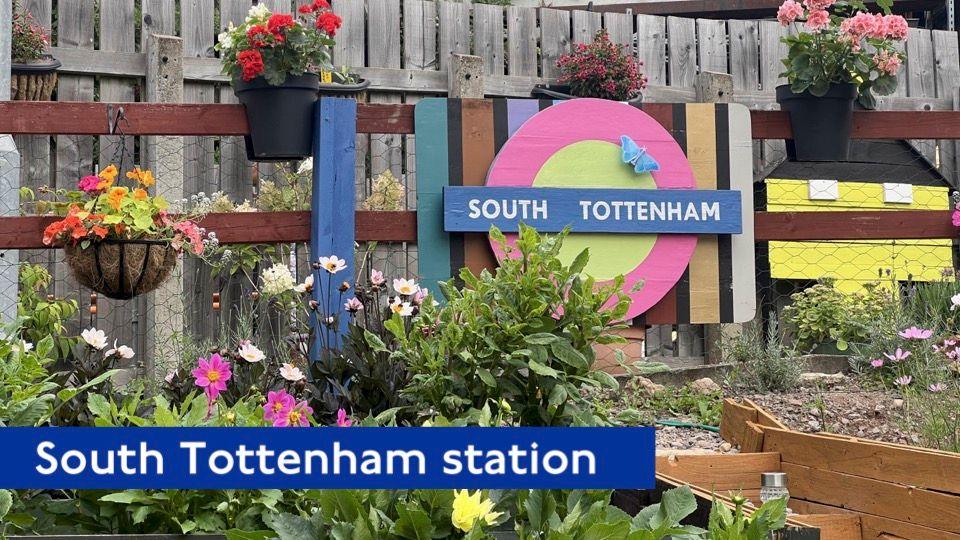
[485,98,698,320]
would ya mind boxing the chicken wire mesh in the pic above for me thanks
[2,106,959,367]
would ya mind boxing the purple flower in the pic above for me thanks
[899,327,933,340]
[883,348,911,363]
[894,375,913,386]
[336,408,352,427]
[870,358,884,368]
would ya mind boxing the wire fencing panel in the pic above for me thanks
[5,0,960,365]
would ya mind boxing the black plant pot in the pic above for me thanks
[532,83,643,104]
[235,73,321,162]
[776,83,857,162]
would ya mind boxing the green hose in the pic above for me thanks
[655,419,721,433]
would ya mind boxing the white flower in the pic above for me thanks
[105,340,135,359]
[393,278,420,296]
[217,30,234,50]
[297,157,314,176]
[951,293,960,311]
[294,273,314,293]
[261,263,296,296]
[238,341,265,363]
[81,328,108,350]
[318,255,347,274]
[390,296,414,317]
[280,363,305,382]
[234,200,257,212]
[247,3,270,21]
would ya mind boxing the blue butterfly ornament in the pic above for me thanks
[620,135,660,174]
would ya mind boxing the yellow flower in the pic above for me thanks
[126,167,156,187]
[133,188,148,201]
[451,490,501,533]
[107,187,129,210]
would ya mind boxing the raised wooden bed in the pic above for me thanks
[704,398,960,540]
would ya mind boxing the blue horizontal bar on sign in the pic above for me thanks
[0,427,655,489]
[444,186,742,234]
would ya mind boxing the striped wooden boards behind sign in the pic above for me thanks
[414,98,755,324]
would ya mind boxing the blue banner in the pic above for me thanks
[0,427,655,489]
[443,186,742,234]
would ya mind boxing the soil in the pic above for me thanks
[613,374,920,455]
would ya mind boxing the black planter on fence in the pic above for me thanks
[532,83,643,104]
[235,73,322,162]
[775,83,857,162]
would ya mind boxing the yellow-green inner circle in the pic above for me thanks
[532,140,657,281]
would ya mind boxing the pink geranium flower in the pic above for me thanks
[840,12,878,41]
[883,14,909,40]
[805,9,830,32]
[883,348,912,363]
[78,175,102,193]
[192,353,232,401]
[899,326,933,340]
[777,0,804,26]
[264,389,295,425]
[336,408,352,427]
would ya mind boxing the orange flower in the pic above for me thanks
[107,187,128,210]
[133,188,148,201]
[91,225,109,239]
[97,176,115,190]
[42,221,65,245]
[126,167,155,187]
[97,165,119,190]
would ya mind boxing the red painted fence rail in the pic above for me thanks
[0,100,958,245]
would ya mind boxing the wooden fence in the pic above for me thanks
[7,0,960,362]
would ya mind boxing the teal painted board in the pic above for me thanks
[415,99,452,290]
[311,98,357,358]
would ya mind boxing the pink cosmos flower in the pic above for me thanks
[883,348,911,362]
[805,9,830,32]
[929,383,946,393]
[78,175,102,193]
[336,408,353,427]
[370,269,386,287]
[192,353,232,401]
[870,358,884,368]
[275,400,313,427]
[894,375,912,386]
[884,14,908,40]
[899,326,933,340]
[264,389,295,425]
[344,297,363,313]
[777,0,804,26]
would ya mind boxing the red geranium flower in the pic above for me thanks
[316,11,342,36]
[267,13,296,39]
[298,4,314,14]
[313,0,331,9]
[246,24,271,48]
[237,49,265,81]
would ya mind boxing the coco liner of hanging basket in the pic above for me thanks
[10,55,60,101]
[64,239,178,300]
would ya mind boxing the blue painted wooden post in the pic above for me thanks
[310,98,357,361]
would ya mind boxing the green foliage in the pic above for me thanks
[17,264,79,361]
[397,225,632,426]
[782,281,887,352]
[708,495,787,540]
[724,318,801,393]
[639,385,724,427]
[0,333,58,426]
[515,487,704,539]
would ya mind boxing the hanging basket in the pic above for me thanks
[10,55,60,101]
[64,240,178,300]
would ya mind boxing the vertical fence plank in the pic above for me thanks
[572,10,601,44]
[16,0,53,277]
[667,16,696,87]
[540,8,571,78]
[603,11,633,53]
[696,18,728,74]
[906,28,937,162]
[54,0,96,335]
[507,6,537,77]
[474,4,505,76]
[636,14,667,87]
[934,30,960,185]
[439,1,470,70]
[728,20,759,92]
[759,20,788,170]
[141,0,177,50]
